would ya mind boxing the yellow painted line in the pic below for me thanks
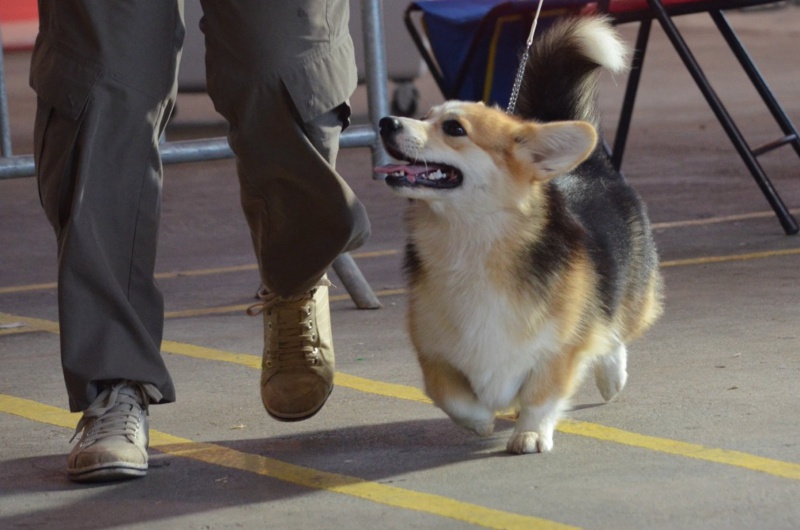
[652,208,800,230]
[0,312,60,333]
[660,248,800,268]
[158,339,800,482]
[0,394,575,530]
[164,303,253,319]
[158,247,800,319]
[0,249,399,296]
[0,208,795,296]
[6,240,796,323]
[5,301,800,482]
[155,264,257,279]
[557,420,800,481]
[0,321,34,336]
[160,339,431,404]
[162,288,408,320]
[2,239,796,300]
[0,281,58,295]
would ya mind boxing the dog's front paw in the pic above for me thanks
[506,431,553,454]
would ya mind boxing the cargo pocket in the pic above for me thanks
[30,43,101,234]
[279,33,357,125]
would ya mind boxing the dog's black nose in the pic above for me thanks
[379,116,402,139]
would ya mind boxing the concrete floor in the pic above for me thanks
[1,6,800,530]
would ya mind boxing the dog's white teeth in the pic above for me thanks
[429,169,445,181]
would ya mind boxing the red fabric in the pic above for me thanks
[588,0,776,14]
[0,0,38,22]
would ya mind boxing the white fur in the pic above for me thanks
[594,340,628,402]
[574,17,630,74]
[407,203,563,416]
[508,397,567,453]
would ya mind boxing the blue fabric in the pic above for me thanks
[413,0,590,106]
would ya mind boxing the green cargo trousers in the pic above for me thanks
[30,0,371,412]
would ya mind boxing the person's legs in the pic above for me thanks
[200,0,370,419]
[31,0,184,480]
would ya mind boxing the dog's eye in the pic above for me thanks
[442,120,467,137]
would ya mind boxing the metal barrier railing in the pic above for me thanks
[0,0,392,309]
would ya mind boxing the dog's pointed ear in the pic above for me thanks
[513,121,598,181]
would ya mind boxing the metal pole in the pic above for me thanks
[361,0,391,174]
[332,253,381,309]
[0,25,14,157]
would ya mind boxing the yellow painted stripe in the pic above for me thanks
[0,394,575,530]
[652,208,800,230]
[164,303,253,319]
[0,208,795,297]
[164,248,800,319]
[4,301,800,481]
[0,320,34,336]
[160,339,431,404]
[351,249,400,259]
[159,338,800,482]
[162,288,409,320]
[557,420,800,481]
[660,248,800,268]
[2,241,797,299]
[0,249,399,295]
[0,312,60,333]
[0,281,58,295]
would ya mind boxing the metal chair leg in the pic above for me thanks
[332,253,382,309]
[610,18,652,171]
[710,9,800,159]
[645,0,798,235]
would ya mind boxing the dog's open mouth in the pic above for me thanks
[375,161,463,189]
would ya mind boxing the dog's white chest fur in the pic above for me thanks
[408,211,559,410]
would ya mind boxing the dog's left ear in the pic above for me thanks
[513,121,598,181]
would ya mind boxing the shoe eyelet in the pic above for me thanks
[305,306,312,316]
[307,320,314,330]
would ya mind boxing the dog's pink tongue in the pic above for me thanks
[375,163,432,177]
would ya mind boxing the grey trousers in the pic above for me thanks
[31,0,371,411]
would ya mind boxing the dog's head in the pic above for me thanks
[377,101,597,213]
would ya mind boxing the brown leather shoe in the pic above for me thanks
[248,277,334,421]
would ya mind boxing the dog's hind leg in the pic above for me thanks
[594,339,628,402]
[420,358,495,437]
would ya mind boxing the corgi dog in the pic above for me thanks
[376,17,663,454]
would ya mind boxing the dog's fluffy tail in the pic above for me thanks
[514,16,629,128]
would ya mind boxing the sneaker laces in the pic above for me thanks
[70,381,162,444]
[247,277,332,370]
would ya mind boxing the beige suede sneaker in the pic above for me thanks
[67,381,162,483]
[248,276,334,421]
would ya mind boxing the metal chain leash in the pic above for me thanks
[506,0,545,114]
